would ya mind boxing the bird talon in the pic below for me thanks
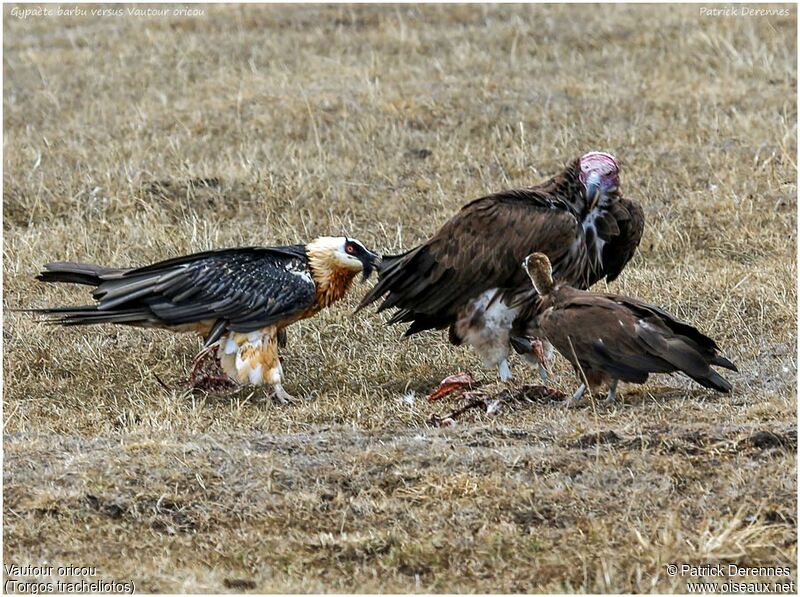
[602,380,619,406]
[271,385,296,404]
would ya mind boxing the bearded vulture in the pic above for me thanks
[522,253,737,406]
[358,152,645,381]
[30,237,380,402]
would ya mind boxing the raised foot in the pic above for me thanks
[510,336,553,383]
[530,339,553,383]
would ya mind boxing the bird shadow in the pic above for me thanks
[152,371,308,406]
[614,385,713,407]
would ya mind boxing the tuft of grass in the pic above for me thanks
[3,4,796,593]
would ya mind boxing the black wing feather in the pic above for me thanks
[33,245,316,335]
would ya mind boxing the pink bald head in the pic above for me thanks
[579,151,620,191]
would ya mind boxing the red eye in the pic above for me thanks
[346,244,355,254]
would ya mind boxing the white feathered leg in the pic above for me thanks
[455,289,520,382]
[269,360,295,404]
[218,329,296,403]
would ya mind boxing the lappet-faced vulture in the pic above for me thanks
[359,152,644,382]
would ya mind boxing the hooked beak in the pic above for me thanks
[361,251,382,282]
[584,171,602,211]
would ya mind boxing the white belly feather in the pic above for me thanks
[455,289,519,371]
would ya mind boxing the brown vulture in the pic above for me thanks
[29,237,380,402]
[358,152,644,382]
[522,253,737,406]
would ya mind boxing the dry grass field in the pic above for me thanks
[3,3,797,593]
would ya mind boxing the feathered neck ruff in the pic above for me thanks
[306,237,359,308]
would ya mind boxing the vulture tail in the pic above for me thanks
[376,253,406,274]
[356,245,451,335]
[711,354,738,372]
[686,368,733,393]
[22,306,151,327]
[686,351,736,392]
[356,248,416,311]
[636,322,736,394]
[22,261,153,327]
[403,315,447,337]
[36,262,125,286]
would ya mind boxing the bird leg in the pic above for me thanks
[263,355,299,404]
[565,383,587,408]
[604,379,619,405]
[217,330,304,404]
[188,342,237,391]
[498,359,513,382]
[270,383,296,404]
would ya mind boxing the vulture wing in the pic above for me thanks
[600,293,738,372]
[543,289,736,392]
[359,189,584,335]
[34,246,316,343]
[539,295,668,384]
[592,195,645,285]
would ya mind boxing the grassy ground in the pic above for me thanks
[3,3,797,593]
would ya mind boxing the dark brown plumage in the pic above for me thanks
[587,194,645,286]
[522,253,737,406]
[28,237,380,400]
[359,152,644,381]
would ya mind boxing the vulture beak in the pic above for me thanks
[361,250,382,282]
[584,171,602,211]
